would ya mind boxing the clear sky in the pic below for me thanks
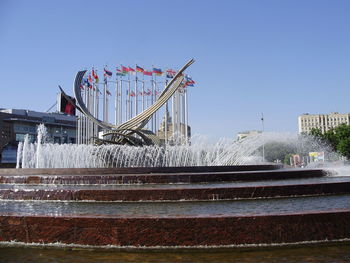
[1,0,350,139]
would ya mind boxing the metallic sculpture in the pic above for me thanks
[61,59,194,146]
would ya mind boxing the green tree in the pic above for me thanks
[310,124,350,159]
[260,142,297,163]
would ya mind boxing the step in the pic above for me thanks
[1,194,350,217]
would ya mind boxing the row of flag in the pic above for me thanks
[81,66,195,95]
[89,66,195,84]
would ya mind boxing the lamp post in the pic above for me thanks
[261,113,265,162]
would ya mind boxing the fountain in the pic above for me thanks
[1,126,350,248]
[0,59,350,250]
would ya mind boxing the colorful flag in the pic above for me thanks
[116,67,126,76]
[88,74,94,88]
[136,65,144,73]
[143,70,153,76]
[82,77,89,89]
[184,75,195,87]
[166,69,176,78]
[153,68,163,76]
[121,65,129,74]
[104,68,112,77]
[92,69,99,83]
[128,66,135,72]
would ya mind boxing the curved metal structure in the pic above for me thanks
[64,59,194,146]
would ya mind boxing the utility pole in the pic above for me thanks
[261,113,265,162]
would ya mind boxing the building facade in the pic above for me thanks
[157,110,191,145]
[298,112,350,134]
[0,109,76,164]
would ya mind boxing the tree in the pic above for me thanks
[259,142,297,163]
[310,124,350,159]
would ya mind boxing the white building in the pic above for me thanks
[298,112,350,134]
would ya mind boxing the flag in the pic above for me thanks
[92,69,99,83]
[116,67,126,76]
[88,74,94,88]
[143,70,153,76]
[184,75,195,87]
[128,66,135,73]
[185,75,193,81]
[130,91,135,97]
[136,65,144,73]
[166,69,176,78]
[104,68,112,77]
[106,89,111,96]
[153,67,163,76]
[121,65,129,74]
[81,77,88,89]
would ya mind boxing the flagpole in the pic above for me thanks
[124,79,128,122]
[89,85,94,142]
[165,79,168,145]
[92,82,95,139]
[135,69,138,117]
[128,73,131,120]
[151,73,154,132]
[142,72,145,112]
[154,80,157,133]
[95,81,99,137]
[86,84,89,143]
[185,88,189,144]
[82,87,85,144]
[106,80,109,124]
[103,75,106,123]
[114,77,119,125]
[172,92,175,141]
[91,84,94,141]
[182,91,186,143]
[119,79,122,124]
[261,113,265,162]
[177,90,180,143]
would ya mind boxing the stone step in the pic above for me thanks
[1,194,350,217]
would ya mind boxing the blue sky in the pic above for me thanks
[1,0,350,138]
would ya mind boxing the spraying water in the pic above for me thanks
[35,124,48,168]
[16,124,344,169]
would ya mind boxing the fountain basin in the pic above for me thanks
[0,165,349,249]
